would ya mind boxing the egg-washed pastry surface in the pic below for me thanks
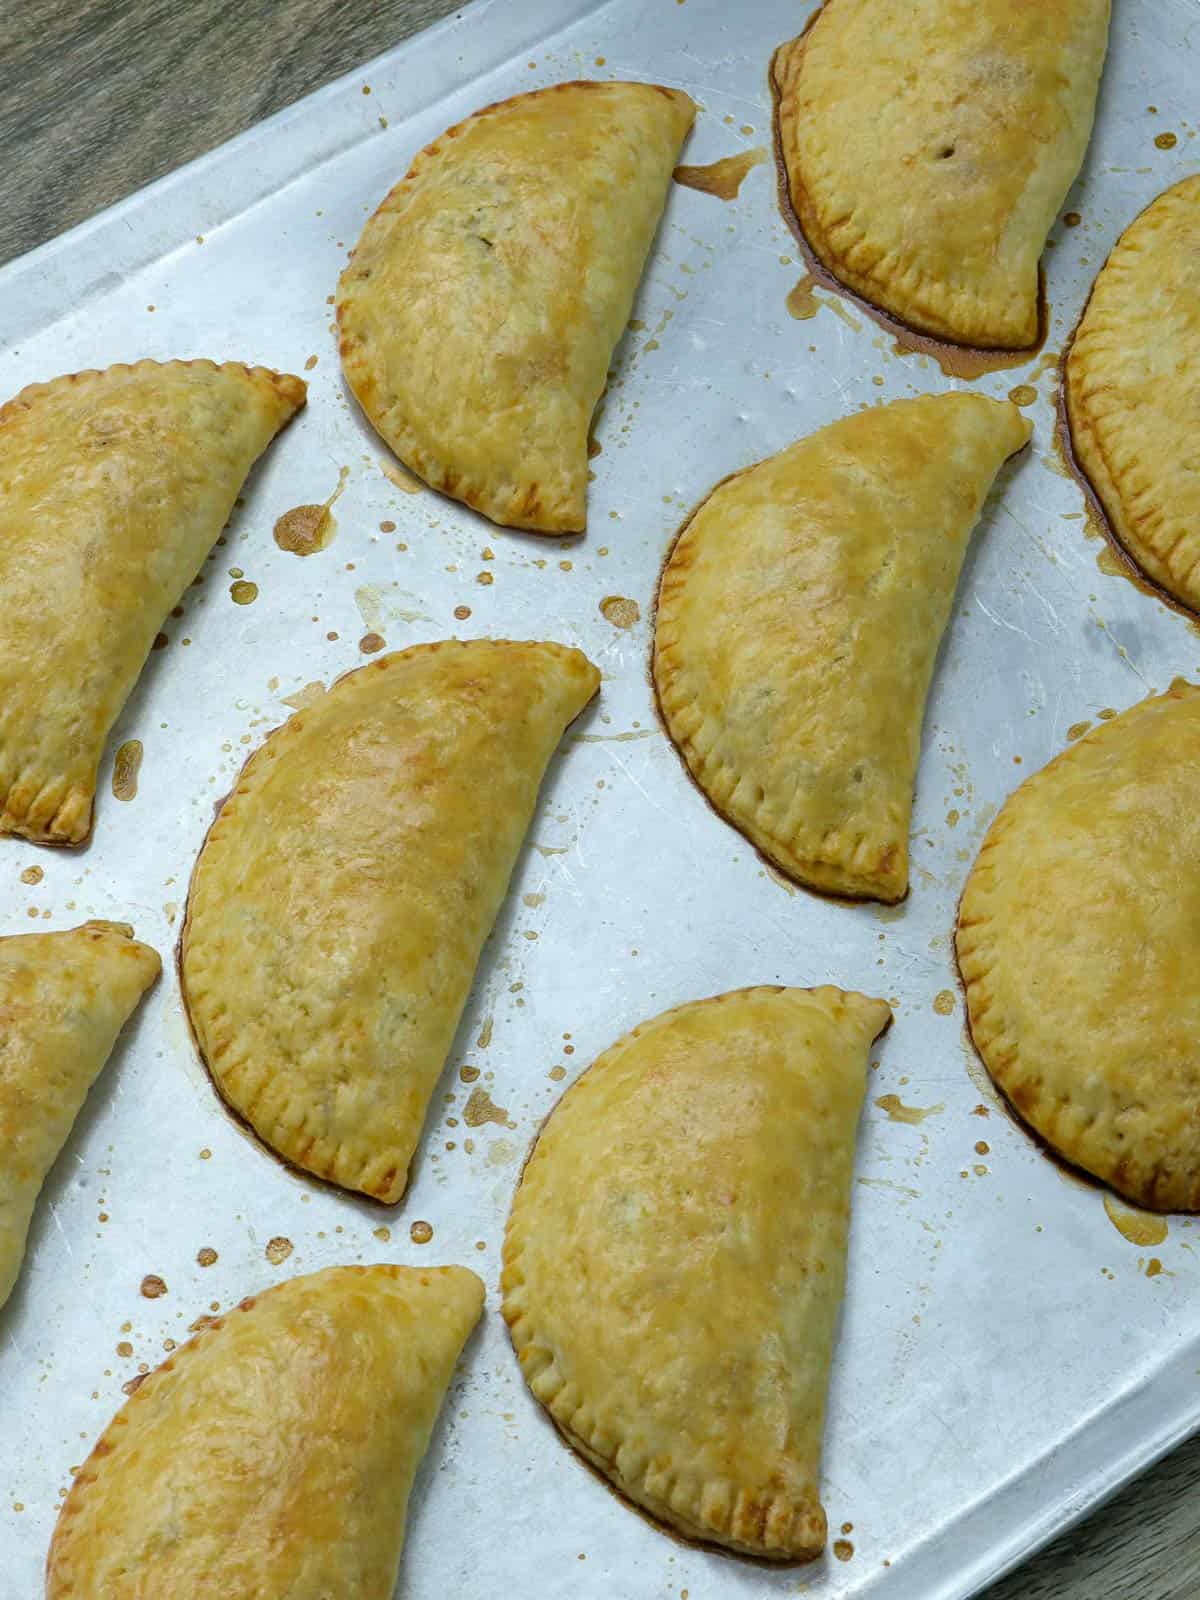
[182,639,599,1204]
[0,360,305,845]
[654,393,1030,902]
[0,921,159,1312]
[958,681,1200,1211]
[503,985,890,1560]
[1065,175,1200,614]
[337,80,695,534]
[773,0,1110,348]
[46,1263,483,1598]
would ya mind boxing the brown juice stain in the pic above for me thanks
[972,1104,990,1118]
[140,1274,167,1299]
[875,1094,943,1125]
[932,989,956,1016]
[786,275,819,320]
[1097,708,1118,720]
[975,1141,990,1156]
[373,1226,391,1243]
[111,739,143,802]
[1104,1195,1168,1248]
[19,864,43,886]
[230,580,258,605]
[359,632,386,655]
[410,1220,433,1245]
[1066,719,1092,741]
[549,1065,567,1082]
[464,1088,509,1127]
[833,1539,854,1562]
[1008,384,1038,407]
[274,504,334,556]
[382,459,424,494]
[673,147,767,201]
[599,595,641,629]
[477,1015,494,1049]
[122,1374,148,1397]
[460,1064,480,1084]
[1145,1257,1164,1278]
[196,1247,218,1267]
[282,681,327,713]
[274,466,349,555]
[264,1236,293,1265]
[1155,132,1178,149]
[1063,212,1083,228]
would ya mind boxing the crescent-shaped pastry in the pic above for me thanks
[46,1263,484,1598]
[1065,175,1200,613]
[957,680,1200,1211]
[182,639,599,1203]
[0,359,305,845]
[503,985,891,1560]
[653,394,1030,902]
[337,80,695,533]
[0,921,159,1311]
[773,0,1110,348]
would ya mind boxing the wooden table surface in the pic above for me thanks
[3,0,1196,1594]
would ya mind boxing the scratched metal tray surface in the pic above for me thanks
[2,0,1199,1594]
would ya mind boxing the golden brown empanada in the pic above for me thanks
[773,0,1110,348]
[958,681,1200,1211]
[337,80,695,533]
[0,921,159,1311]
[1065,175,1200,612]
[182,639,599,1203]
[0,360,305,845]
[653,394,1030,902]
[503,985,891,1560]
[46,1263,483,1598]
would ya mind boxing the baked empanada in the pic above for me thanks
[503,985,890,1560]
[0,921,159,1311]
[773,0,1110,348]
[182,639,599,1203]
[0,360,305,845]
[653,394,1030,902]
[958,681,1200,1211]
[337,80,695,533]
[1065,176,1200,613]
[47,1263,483,1598]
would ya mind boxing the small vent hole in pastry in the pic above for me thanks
[937,144,956,159]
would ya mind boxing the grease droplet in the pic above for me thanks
[599,595,641,629]
[196,1247,218,1268]
[230,580,258,605]
[1007,384,1037,407]
[20,865,43,886]
[410,1220,433,1245]
[111,739,144,802]
[264,1237,293,1265]
[140,1274,167,1299]
[359,632,386,655]
[932,989,956,1016]
[786,275,819,320]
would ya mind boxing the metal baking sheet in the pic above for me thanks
[3,1,1198,1594]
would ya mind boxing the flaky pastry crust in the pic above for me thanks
[46,1263,483,1597]
[182,639,599,1203]
[337,80,694,533]
[0,921,159,1309]
[958,681,1200,1210]
[503,985,890,1560]
[653,394,1030,901]
[1065,176,1200,614]
[0,359,304,844]
[773,0,1110,348]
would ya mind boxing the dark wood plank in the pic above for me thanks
[0,0,460,264]
[0,3,1193,1596]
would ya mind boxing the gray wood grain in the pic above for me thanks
[0,2,1192,1597]
[0,0,460,264]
